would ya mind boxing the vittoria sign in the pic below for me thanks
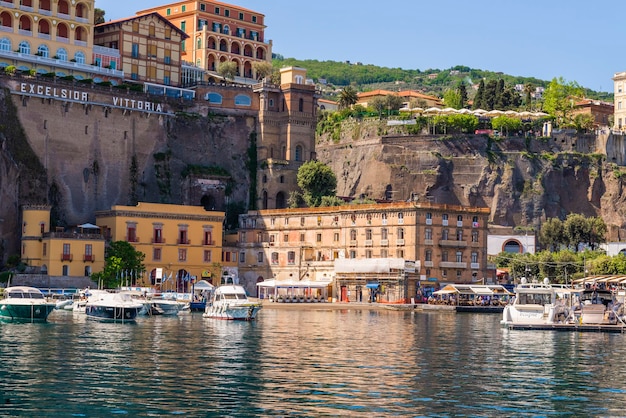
[17,82,166,114]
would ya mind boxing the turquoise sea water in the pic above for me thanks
[1,307,626,417]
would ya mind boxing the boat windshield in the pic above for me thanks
[517,293,552,306]
[8,291,44,299]
[222,293,244,300]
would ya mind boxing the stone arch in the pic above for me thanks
[201,194,216,210]
[276,192,286,209]
[503,239,522,253]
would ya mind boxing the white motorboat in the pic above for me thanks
[146,297,186,316]
[203,285,262,320]
[85,291,144,322]
[0,286,57,322]
[502,278,625,329]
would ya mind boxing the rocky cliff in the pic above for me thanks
[316,119,626,241]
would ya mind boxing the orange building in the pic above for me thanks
[94,12,188,87]
[137,0,272,84]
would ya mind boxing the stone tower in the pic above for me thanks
[254,67,318,209]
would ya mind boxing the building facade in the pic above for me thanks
[95,202,224,291]
[21,205,105,277]
[236,202,490,302]
[0,0,122,80]
[94,12,187,87]
[613,71,626,129]
[137,0,272,84]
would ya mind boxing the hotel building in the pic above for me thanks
[21,205,105,277]
[137,0,272,84]
[0,0,122,80]
[237,202,490,302]
[613,71,626,130]
[95,202,224,291]
[94,12,188,88]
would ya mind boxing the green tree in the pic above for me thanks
[251,61,274,80]
[217,61,238,81]
[457,81,468,108]
[94,8,105,25]
[443,89,462,109]
[338,86,358,109]
[491,116,522,136]
[297,160,337,207]
[570,113,595,133]
[92,241,145,288]
[524,83,534,111]
[542,77,584,126]
[539,217,564,252]
[473,79,485,110]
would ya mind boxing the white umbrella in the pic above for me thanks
[441,107,459,115]
[486,109,504,117]
[504,110,519,117]
[533,111,549,117]
[424,107,442,115]
[472,108,487,115]
[399,106,411,112]
[457,108,473,114]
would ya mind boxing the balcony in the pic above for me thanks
[380,239,388,246]
[442,220,448,226]
[424,239,434,246]
[83,254,95,262]
[0,50,125,77]
[471,263,480,269]
[177,239,190,245]
[439,240,467,248]
[151,238,166,244]
[61,253,73,262]
[203,240,216,246]
[39,9,51,15]
[398,218,404,225]
[75,40,87,47]
[20,5,33,12]
[457,221,463,227]
[349,240,357,247]
[396,239,405,246]
[424,261,434,267]
[426,219,432,225]
[18,29,32,36]
[365,239,373,247]
[126,236,140,243]
[440,261,467,269]
[0,1,14,9]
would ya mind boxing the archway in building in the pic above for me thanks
[262,190,268,210]
[201,194,216,211]
[276,192,286,209]
[503,240,522,253]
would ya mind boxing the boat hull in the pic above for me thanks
[203,304,262,320]
[85,305,142,322]
[0,303,57,322]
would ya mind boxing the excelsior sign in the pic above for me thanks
[18,82,166,114]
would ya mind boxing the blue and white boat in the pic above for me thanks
[85,291,144,322]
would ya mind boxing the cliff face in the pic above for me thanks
[316,119,626,240]
[0,78,255,259]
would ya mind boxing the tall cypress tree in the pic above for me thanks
[473,79,485,109]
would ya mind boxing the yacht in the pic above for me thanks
[203,275,261,321]
[85,291,144,322]
[0,286,57,322]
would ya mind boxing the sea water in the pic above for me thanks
[1,307,625,417]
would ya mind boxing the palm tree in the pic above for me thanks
[338,86,358,110]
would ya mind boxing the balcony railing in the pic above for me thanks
[470,263,480,269]
[380,239,388,246]
[365,239,373,247]
[0,50,125,77]
[0,1,15,9]
[440,261,467,269]
[396,239,405,246]
[424,261,434,267]
[203,240,216,246]
[61,253,73,262]
[177,239,190,245]
[151,238,166,244]
[349,240,357,247]
[424,239,434,246]
[83,254,94,262]
[126,236,140,243]
[439,240,467,248]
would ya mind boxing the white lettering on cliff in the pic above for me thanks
[18,83,165,114]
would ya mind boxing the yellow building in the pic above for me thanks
[21,205,105,277]
[95,202,224,291]
[613,71,626,130]
[94,12,188,87]
[0,0,122,80]
[137,0,272,84]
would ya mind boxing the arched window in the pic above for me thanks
[295,75,304,84]
[197,37,202,49]
[503,240,521,253]
[294,145,303,162]
[0,38,11,52]
[37,44,49,57]
[223,25,230,35]
[18,41,30,54]
[234,94,251,106]
[262,190,268,209]
[204,92,223,103]
[56,47,67,61]
[275,192,286,209]
[299,98,304,112]
[74,50,85,64]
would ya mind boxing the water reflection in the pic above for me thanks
[2,308,626,416]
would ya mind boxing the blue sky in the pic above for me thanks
[103,0,625,92]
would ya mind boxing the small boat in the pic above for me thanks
[85,291,144,322]
[146,298,186,316]
[0,286,57,322]
[203,285,262,320]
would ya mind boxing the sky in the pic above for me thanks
[103,0,626,92]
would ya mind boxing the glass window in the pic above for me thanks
[456,251,462,262]
[271,252,278,264]
[288,251,296,264]
[203,250,211,262]
[425,228,432,240]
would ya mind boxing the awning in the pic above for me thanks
[365,283,379,289]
